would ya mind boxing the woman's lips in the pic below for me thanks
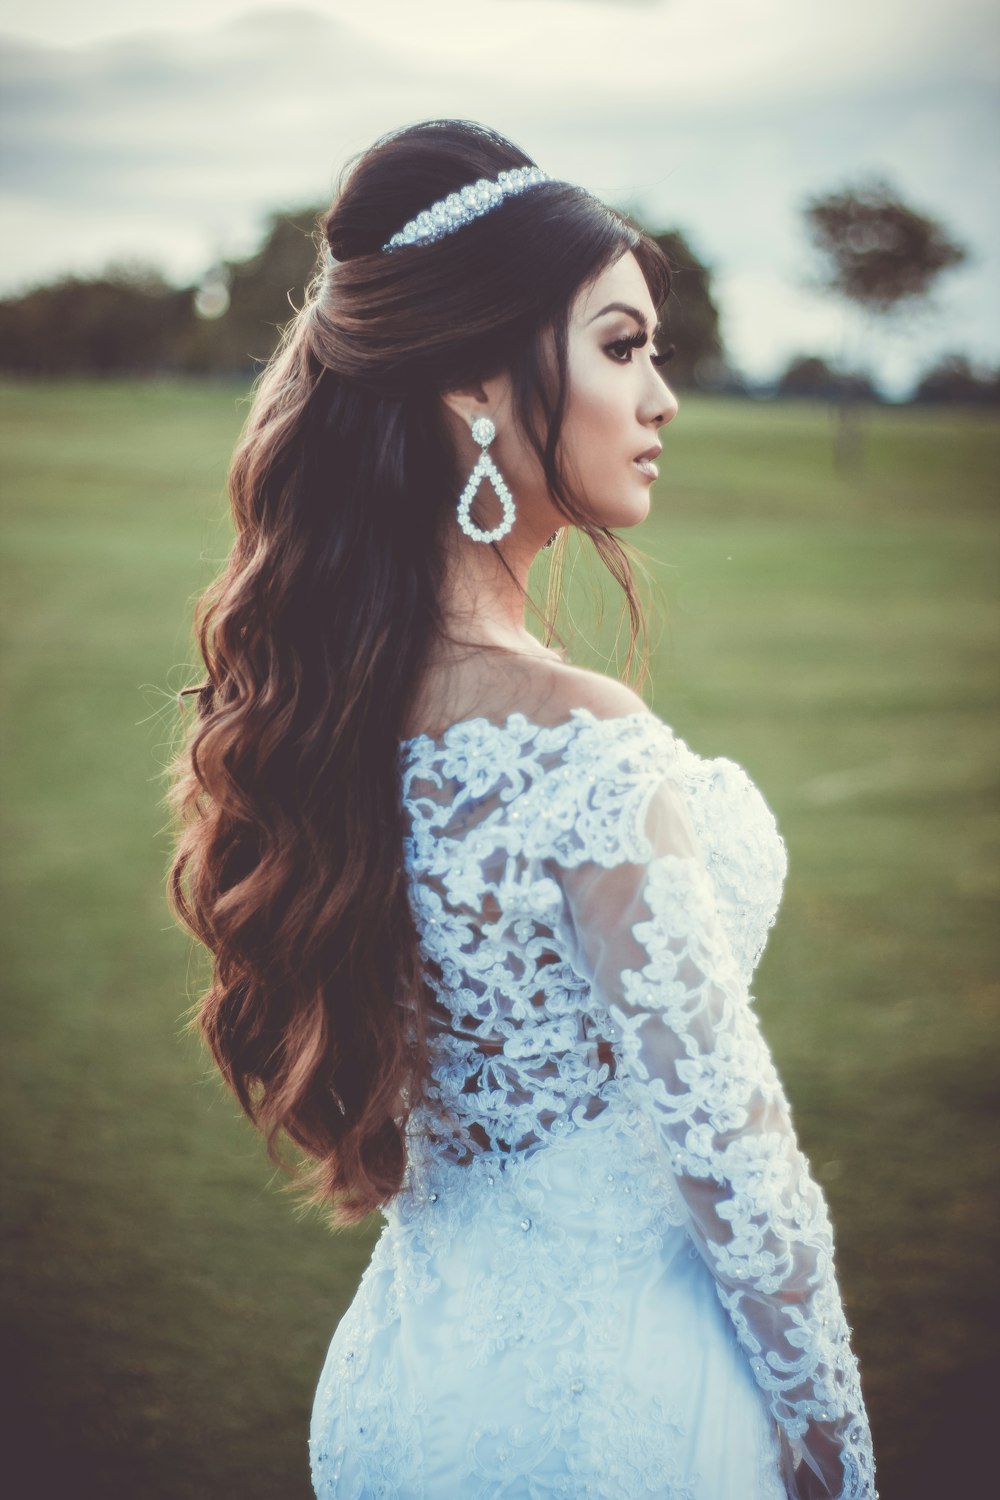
[633,457,658,479]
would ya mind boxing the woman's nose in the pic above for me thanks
[655,382,679,427]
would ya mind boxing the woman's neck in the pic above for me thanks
[436,530,543,651]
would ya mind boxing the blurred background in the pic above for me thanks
[1,2,998,1496]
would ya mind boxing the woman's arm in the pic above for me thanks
[559,772,877,1500]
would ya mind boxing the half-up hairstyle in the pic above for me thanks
[167,118,671,1224]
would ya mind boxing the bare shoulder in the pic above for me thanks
[521,660,651,727]
[405,646,654,741]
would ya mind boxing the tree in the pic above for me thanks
[184,207,322,374]
[0,212,325,377]
[777,354,839,400]
[0,262,193,376]
[912,354,1000,406]
[777,354,880,403]
[648,229,725,388]
[802,177,967,470]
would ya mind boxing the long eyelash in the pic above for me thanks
[609,332,676,368]
[608,332,645,361]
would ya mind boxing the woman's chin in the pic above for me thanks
[562,484,654,532]
[604,493,653,529]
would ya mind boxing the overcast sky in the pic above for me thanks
[2,0,998,392]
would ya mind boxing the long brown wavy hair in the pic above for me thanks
[166,119,671,1225]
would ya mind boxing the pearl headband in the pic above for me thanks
[380,166,554,253]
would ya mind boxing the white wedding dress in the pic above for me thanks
[309,707,877,1498]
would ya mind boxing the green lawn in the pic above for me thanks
[2,379,997,1497]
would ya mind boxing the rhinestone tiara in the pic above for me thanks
[381,166,554,253]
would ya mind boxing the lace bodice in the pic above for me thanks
[402,708,785,1161]
[397,707,876,1499]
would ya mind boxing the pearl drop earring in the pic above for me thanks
[455,416,516,544]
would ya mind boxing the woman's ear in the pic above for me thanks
[439,383,489,430]
[439,371,512,433]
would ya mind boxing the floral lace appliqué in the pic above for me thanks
[309,709,876,1500]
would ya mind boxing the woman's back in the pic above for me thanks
[400,673,661,1168]
[310,682,872,1498]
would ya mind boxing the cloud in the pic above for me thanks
[1,0,997,388]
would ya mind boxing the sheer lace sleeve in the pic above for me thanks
[559,764,877,1500]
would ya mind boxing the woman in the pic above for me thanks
[168,119,877,1498]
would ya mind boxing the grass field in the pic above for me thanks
[1,378,997,1498]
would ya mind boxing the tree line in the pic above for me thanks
[0,213,723,386]
[0,181,994,404]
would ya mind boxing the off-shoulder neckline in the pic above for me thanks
[399,704,664,756]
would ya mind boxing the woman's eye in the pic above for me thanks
[607,334,675,369]
[608,336,641,362]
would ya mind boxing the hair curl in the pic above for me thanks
[166,118,671,1224]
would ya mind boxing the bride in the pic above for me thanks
[167,118,877,1499]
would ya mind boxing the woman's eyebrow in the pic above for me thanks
[587,301,662,335]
